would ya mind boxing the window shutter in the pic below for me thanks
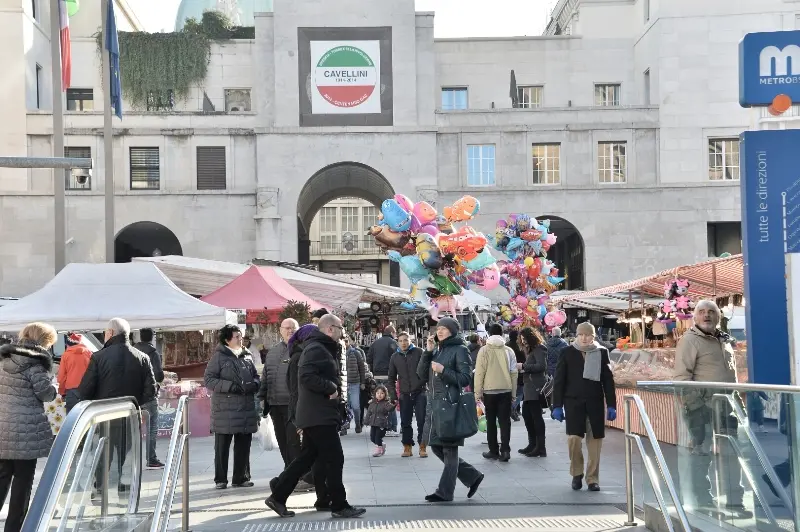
[129,147,160,189]
[196,147,226,190]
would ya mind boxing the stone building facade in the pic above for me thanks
[0,0,792,297]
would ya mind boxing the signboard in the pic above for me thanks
[740,130,800,384]
[740,30,800,107]
[310,41,381,114]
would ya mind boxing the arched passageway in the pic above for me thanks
[114,221,183,263]
[538,216,585,291]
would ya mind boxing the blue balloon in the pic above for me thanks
[400,302,418,310]
[507,237,524,252]
[463,248,497,271]
[548,276,565,284]
[538,304,547,319]
[528,240,542,255]
[390,252,428,283]
[381,199,412,232]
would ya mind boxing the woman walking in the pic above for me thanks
[418,318,484,502]
[517,327,548,457]
[0,322,58,532]
[205,324,260,490]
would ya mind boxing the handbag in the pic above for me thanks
[257,417,278,451]
[540,374,554,408]
[434,384,479,442]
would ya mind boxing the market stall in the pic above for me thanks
[553,255,747,445]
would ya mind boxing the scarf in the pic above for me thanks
[572,340,603,382]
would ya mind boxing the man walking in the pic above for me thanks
[545,327,568,377]
[367,326,399,433]
[134,328,165,469]
[344,335,366,433]
[79,318,157,493]
[258,318,314,492]
[388,332,427,458]
[674,300,750,517]
[474,324,518,462]
[266,314,366,519]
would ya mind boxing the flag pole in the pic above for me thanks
[101,0,115,263]
[50,0,66,273]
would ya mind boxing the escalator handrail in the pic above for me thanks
[623,394,692,532]
[638,381,800,393]
[711,393,795,519]
[151,395,188,532]
[22,397,142,532]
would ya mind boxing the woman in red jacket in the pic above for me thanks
[57,333,92,412]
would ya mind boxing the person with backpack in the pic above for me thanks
[474,324,518,462]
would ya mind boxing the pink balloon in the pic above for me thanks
[394,194,414,212]
[514,295,528,308]
[412,201,438,225]
[481,264,501,290]
[419,224,439,237]
[546,234,557,245]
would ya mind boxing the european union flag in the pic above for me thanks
[105,0,122,119]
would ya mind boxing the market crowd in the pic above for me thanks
[0,299,749,526]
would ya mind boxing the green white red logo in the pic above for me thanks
[314,46,378,108]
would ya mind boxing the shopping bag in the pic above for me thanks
[257,417,278,451]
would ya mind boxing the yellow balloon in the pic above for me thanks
[524,257,534,267]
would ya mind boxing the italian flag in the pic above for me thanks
[59,0,79,90]
[315,46,377,108]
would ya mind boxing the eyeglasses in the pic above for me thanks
[331,325,344,330]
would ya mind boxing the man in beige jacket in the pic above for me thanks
[673,300,749,518]
[474,324,518,462]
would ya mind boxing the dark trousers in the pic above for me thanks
[269,405,301,468]
[272,425,348,511]
[399,391,427,446]
[521,399,546,449]
[64,389,81,414]
[483,392,512,454]
[95,420,131,490]
[0,459,37,532]
[430,445,482,501]
[214,433,252,485]
[370,426,386,446]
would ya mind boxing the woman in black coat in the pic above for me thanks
[517,327,548,457]
[551,321,616,492]
[204,325,260,490]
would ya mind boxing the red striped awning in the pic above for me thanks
[555,254,743,304]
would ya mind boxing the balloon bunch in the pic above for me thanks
[488,214,567,329]
[657,279,694,323]
[368,194,497,320]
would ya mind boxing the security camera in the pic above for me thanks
[71,167,92,185]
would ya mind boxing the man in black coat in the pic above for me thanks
[366,326,398,432]
[388,332,427,457]
[551,322,616,492]
[134,328,165,469]
[266,315,366,519]
[79,318,157,493]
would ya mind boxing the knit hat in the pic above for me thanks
[437,317,460,337]
[576,322,596,336]
[65,332,83,346]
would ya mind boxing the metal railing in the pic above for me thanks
[151,395,191,532]
[310,240,382,256]
[23,397,142,532]
[623,394,691,532]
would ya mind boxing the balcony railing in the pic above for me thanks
[310,240,383,256]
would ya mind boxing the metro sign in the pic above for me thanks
[740,31,800,107]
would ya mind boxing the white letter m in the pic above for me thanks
[760,45,800,76]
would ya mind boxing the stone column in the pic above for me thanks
[254,186,282,260]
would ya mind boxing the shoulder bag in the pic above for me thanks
[434,355,479,442]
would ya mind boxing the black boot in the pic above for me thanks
[518,444,534,454]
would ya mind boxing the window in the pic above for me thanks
[707,222,742,257]
[225,89,251,112]
[362,206,377,233]
[598,142,627,183]
[341,207,359,234]
[319,207,338,252]
[643,70,651,105]
[129,147,160,190]
[66,88,94,111]
[517,86,543,109]
[35,64,42,109]
[196,146,226,190]
[708,138,740,181]
[595,83,620,106]
[532,144,561,185]
[441,87,468,111]
[467,144,496,186]
[64,147,91,190]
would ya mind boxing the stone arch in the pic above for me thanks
[114,221,183,263]
[538,215,585,291]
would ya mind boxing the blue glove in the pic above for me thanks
[551,406,564,422]
[607,407,617,421]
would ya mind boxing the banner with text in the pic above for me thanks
[310,40,381,115]
[741,130,800,384]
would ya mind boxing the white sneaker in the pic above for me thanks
[386,430,399,437]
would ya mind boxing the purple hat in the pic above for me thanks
[287,324,318,353]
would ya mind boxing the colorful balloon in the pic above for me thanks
[380,199,412,232]
[394,194,414,212]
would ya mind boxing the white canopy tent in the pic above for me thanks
[455,290,492,310]
[0,262,233,332]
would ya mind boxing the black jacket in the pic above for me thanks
[387,346,425,399]
[204,344,260,435]
[522,345,547,402]
[258,340,291,407]
[552,345,616,439]
[294,330,344,430]
[545,336,568,377]
[507,340,525,386]
[134,341,164,384]
[78,334,157,406]
[367,334,398,377]
[287,340,305,425]
[467,341,481,366]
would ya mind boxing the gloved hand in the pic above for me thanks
[244,381,259,394]
[229,383,244,395]
[551,406,564,422]
[607,407,617,421]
